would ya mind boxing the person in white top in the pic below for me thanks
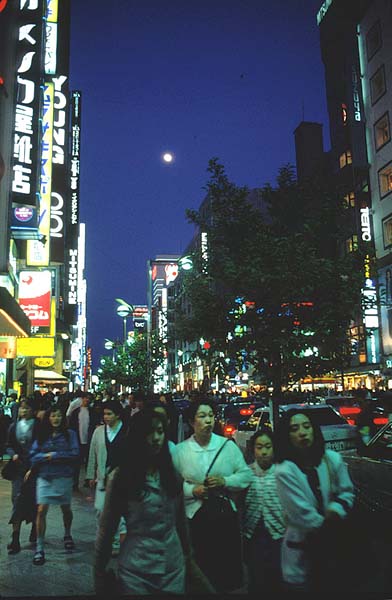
[274,408,354,593]
[86,400,127,557]
[172,398,253,593]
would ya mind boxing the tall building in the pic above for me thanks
[0,0,87,395]
[317,0,392,389]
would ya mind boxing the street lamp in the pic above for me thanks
[115,298,134,344]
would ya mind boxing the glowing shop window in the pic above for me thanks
[378,161,392,198]
[339,150,353,169]
[374,112,390,151]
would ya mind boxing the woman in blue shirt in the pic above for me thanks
[28,406,79,565]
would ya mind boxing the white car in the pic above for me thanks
[234,403,358,462]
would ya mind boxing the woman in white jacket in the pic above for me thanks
[274,408,354,593]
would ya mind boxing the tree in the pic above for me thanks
[175,159,366,425]
[97,332,165,393]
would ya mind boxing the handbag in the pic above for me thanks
[198,439,235,521]
[1,459,19,481]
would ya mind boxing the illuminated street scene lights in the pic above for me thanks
[115,298,134,345]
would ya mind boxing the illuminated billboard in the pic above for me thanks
[19,270,51,332]
[16,336,55,357]
[11,1,45,208]
[26,81,54,265]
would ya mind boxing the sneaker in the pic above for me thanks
[7,540,21,555]
[33,550,45,565]
[64,535,75,552]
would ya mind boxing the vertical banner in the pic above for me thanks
[19,270,51,333]
[26,81,54,265]
[49,0,70,262]
[64,90,81,324]
[11,1,45,208]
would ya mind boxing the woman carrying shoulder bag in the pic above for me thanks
[172,398,253,593]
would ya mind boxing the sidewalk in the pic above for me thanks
[0,462,99,598]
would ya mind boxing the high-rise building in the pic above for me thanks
[317,0,392,389]
[0,0,87,394]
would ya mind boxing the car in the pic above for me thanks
[234,402,358,462]
[341,420,392,522]
[216,400,267,438]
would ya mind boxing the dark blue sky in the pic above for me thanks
[69,0,329,368]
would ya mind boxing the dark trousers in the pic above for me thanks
[73,443,88,486]
[244,521,282,593]
[188,505,243,593]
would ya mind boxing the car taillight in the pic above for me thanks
[346,418,356,426]
[240,408,253,416]
[339,407,361,416]
[373,417,389,425]
[224,425,236,436]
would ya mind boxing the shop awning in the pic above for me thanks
[34,369,68,383]
[0,287,31,337]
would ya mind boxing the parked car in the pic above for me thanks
[216,400,267,438]
[234,402,358,462]
[341,420,392,524]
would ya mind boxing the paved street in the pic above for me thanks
[0,462,100,598]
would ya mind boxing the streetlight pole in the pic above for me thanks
[115,298,134,348]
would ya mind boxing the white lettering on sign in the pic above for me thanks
[52,75,67,164]
[316,0,333,25]
[360,207,372,241]
[352,66,361,122]
[50,191,63,238]
[12,9,38,197]
[67,248,78,304]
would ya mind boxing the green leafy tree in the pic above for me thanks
[175,159,367,424]
[97,332,165,393]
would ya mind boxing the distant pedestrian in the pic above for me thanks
[242,427,285,593]
[94,407,209,595]
[86,400,128,556]
[5,397,40,554]
[68,391,97,490]
[29,406,79,566]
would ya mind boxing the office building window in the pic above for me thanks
[345,234,358,253]
[379,161,392,198]
[366,21,382,61]
[341,103,348,126]
[343,191,355,208]
[374,112,390,150]
[382,214,392,249]
[370,65,386,105]
[339,149,352,169]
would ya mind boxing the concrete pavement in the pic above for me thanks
[0,461,100,598]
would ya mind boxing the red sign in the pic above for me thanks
[19,270,51,329]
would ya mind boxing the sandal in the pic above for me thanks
[33,550,45,565]
[64,535,75,552]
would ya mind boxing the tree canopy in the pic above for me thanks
[175,158,367,414]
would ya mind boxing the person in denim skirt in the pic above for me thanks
[28,406,79,565]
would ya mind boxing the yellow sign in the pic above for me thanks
[34,357,55,368]
[17,337,55,357]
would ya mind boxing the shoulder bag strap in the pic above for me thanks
[205,438,230,478]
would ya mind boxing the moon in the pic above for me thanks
[162,152,174,163]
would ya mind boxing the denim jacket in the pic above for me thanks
[30,429,79,479]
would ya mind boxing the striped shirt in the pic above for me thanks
[243,462,286,541]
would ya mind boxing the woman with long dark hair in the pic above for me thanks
[274,408,354,592]
[5,397,40,554]
[28,406,79,565]
[94,407,209,595]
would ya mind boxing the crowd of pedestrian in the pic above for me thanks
[0,387,373,594]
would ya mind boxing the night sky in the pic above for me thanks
[69,0,329,369]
